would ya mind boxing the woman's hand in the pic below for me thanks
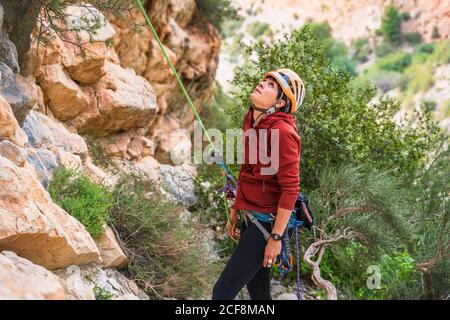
[226,208,240,241]
[263,238,282,268]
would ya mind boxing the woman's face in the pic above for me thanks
[250,76,285,109]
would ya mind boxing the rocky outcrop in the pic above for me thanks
[0,251,66,300]
[0,156,101,270]
[108,0,221,142]
[0,62,43,123]
[0,94,28,146]
[54,264,148,300]
[237,0,450,45]
[0,5,19,74]
[95,226,129,269]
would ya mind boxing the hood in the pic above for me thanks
[247,107,298,131]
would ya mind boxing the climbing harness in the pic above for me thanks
[133,0,313,301]
[242,193,314,300]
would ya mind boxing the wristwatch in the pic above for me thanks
[270,233,283,241]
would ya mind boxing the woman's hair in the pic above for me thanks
[274,77,291,113]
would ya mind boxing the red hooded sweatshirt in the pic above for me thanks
[232,107,301,214]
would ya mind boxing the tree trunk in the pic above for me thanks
[0,0,42,75]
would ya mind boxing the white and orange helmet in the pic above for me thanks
[264,68,306,114]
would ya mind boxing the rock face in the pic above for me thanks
[0,62,43,123]
[22,111,88,156]
[0,156,101,270]
[0,251,66,300]
[108,0,221,146]
[95,226,129,269]
[0,5,19,74]
[237,0,450,45]
[54,264,149,300]
[0,94,28,146]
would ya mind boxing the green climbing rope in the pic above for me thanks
[133,0,234,231]
[134,0,214,147]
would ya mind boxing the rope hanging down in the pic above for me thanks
[133,0,236,223]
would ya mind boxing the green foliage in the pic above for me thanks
[246,21,271,39]
[35,0,137,58]
[93,285,116,300]
[401,12,411,21]
[409,144,450,299]
[375,42,395,57]
[226,26,442,190]
[421,100,437,113]
[380,5,402,45]
[200,82,233,132]
[404,32,423,45]
[109,172,221,299]
[305,22,356,75]
[353,38,371,63]
[48,167,111,238]
[416,43,435,55]
[432,26,440,39]
[195,0,240,33]
[376,52,412,72]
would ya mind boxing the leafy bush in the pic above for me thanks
[93,285,116,300]
[353,38,371,63]
[246,21,271,39]
[416,43,434,55]
[376,42,395,57]
[401,12,411,21]
[226,26,442,190]
[404,32,423,45]
[377,52,412,72]
[109,172,221,299]
[432,26,440,39]
[380,5,402,45]
[48,167,111,238]
[195,0,239,33]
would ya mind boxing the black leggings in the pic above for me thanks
[212,219,272,300]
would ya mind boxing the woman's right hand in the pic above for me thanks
[226,208,240,241]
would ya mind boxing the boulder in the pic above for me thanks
[53,265,95,300]
[71,61,158,137]
[25,147,59,188]
[37,64,89,121]
[159,163,197,206]
[0,251,66,300]
[96,130,155,161]
[95,226,129,269]
[0,94,28,146]
[0,5,19,74]
[0,140,27,167]
[0,156,102,269]
[54,264,148,300]
[22,110,88,155]
[0,62,41,122]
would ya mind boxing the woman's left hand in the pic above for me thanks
[263,239,282,268]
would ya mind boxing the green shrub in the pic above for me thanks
[421,100,437,113]
[109,172,221,299]
[380,5,402,45]
[377,52,412,72]
[416,43,434,55]
[376,42,395,57]
[353,38,371,62]
[246,21,271,39]
[432,25,440,39]
[195,0,239,33]
[401,12,411,21]
[226,26,442,189]
[404,32,423,45]
[93,285,116,300]
[48,167,111,238]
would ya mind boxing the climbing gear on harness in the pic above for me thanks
[264,69,306,114]
[242,193,315,300]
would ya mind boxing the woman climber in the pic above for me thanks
[212,68,305,300]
